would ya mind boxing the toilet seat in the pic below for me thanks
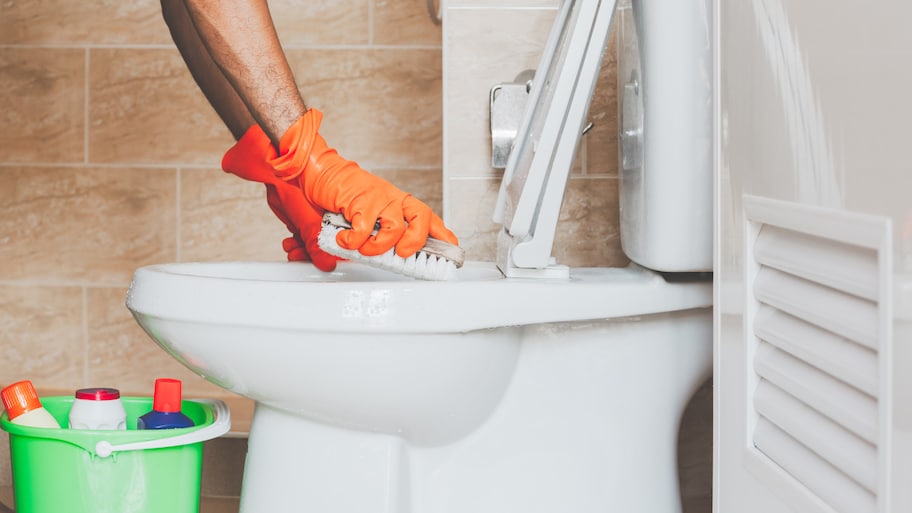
[128,261,711,334]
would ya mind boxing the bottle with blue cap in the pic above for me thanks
[137,378,195,430]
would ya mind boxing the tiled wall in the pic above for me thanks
[0,1,443,397]
[443,0,628,267]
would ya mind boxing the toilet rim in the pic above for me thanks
[126,261,712,334]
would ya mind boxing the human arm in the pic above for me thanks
[168,0,459,257]
[180,0,305,147]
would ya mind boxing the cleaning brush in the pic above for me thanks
[317,212,465,281]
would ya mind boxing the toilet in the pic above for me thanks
[126,1,713,512]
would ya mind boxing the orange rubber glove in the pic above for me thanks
[267,109,458,258]
[222,124,341,272]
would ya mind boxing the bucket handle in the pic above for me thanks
[93,399,231,458]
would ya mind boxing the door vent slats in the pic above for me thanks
[754,418,877,513]
[754,379,877,491]
[753,342,877,443]
[753,305,878,396]
[753,224,879,301]
[744,196,891,513]
[754,266,878,350]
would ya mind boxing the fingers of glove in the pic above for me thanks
[334,208,381,252]
[401,196,459,247]
[270,181,339,273]
[286,198,341,272]
[427,212,459,246]
[271,180,328,244]
[286,247,310,262]
[304,236,341,272]
[395,199,432,257]
[358,205,408,257]
[282,236,308,262]
[283,235,339,272]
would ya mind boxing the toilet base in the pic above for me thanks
[238,310,711,513]
[239,403,410,513]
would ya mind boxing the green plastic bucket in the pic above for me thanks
[1,396,230,513]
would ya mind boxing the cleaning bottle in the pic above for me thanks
[137,378,194,430]
[68,387,127,430]
[1,380,60,428]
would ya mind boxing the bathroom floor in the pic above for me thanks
[198,436,248,513]
[200,496,241,513]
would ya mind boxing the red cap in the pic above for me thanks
[2,380,44,420]
[152,378,183,413]
[75,387,121,401]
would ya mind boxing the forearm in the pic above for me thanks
[181,0,306,147]
[161,0,255,140]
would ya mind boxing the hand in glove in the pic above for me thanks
[222,124,341,272]
[267,108,458,258]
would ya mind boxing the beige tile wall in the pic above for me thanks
[0,0,443,396]
[443,1,627,267]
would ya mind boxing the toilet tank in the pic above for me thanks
[616,0,713,272]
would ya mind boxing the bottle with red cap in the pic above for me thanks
[1,380,60,428]
[68,387,127,430]
[137,378,195,430]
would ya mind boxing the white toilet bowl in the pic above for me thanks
[127,260,711,512]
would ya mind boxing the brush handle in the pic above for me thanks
[322,212,465,268]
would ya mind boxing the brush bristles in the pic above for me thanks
[317,224,458,281]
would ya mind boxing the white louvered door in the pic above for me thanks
[733,195,893,513]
